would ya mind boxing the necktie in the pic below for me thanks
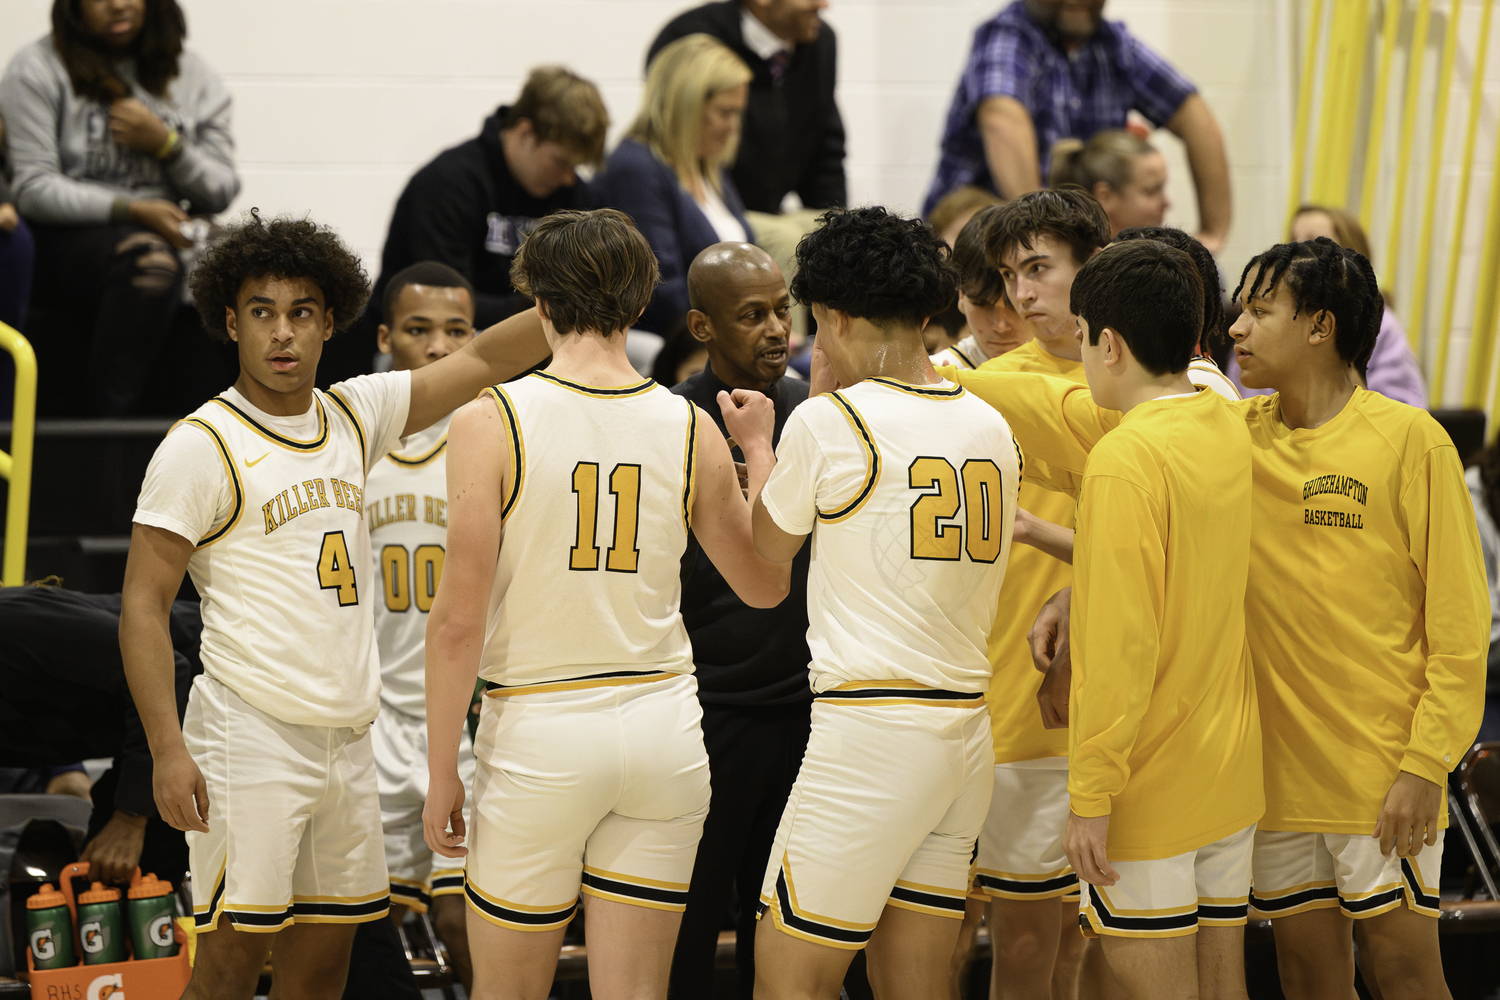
[768,50,789,84]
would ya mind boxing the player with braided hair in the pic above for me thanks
[937,234,1487,999]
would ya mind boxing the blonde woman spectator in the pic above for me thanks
[1049,129,1169,237]
[593,34,753,333]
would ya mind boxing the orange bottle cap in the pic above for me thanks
[127,874,173,899]
[78,882,121,904]
[26,884,67,909]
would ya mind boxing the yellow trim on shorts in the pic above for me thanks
[776,859,880,932]
[887,879,967,920]
[816,679,986,709]
[464,878,578,932]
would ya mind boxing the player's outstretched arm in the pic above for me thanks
[1013,508,1075,565]
[120,524,209,834]
[404,307,551,437]
[692,396,793,609]
[423,397,508,858]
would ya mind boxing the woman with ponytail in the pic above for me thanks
[1049,130,1170,238]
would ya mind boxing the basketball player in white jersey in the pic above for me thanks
[422,208,791,1000]
[120,214,555,1000]
[365,261,479,990]
[719,206,1022,1000]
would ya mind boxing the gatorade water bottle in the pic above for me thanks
[127,873,179,959]
[25,884,76,970]
[77,882,127,965]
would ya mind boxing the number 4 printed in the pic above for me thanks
[318,530,359,606]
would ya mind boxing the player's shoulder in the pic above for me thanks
[1350,388,1456,462]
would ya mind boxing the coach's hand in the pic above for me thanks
[1036,658,1070,730]
[153,745,209,833]
[1064,811,1118,887]
[424,770,468,858]
[80,811,148,885]
[1373,770,1442,858]
[1028,587,1071,674]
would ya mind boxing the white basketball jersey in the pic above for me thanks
[477,371,698,693]
[134,374,410,728]
[761,377,1021,694]
[367,413,451,719]
[1188,356,1241,401]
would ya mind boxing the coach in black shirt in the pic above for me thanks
[649,0,845,215]
[669,244,812,997]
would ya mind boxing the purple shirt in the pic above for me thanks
[923,2,1196,216]
[1227,307,1428,406]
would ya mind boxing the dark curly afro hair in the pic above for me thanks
[190,211,371,342]
[790,206,957,328]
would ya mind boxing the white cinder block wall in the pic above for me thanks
[0,0,1293,282]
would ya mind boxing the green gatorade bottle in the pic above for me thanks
[77,882,127,965]
[127,873,179,959]
[25,883,76,969]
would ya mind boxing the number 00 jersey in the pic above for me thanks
[367,414,451,719]
[760,377,1021,694]
[134,374,411,729]
[477,372,699,692]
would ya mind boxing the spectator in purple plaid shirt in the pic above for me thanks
[924,0,1231,254]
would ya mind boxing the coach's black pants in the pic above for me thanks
[669,699,811,999]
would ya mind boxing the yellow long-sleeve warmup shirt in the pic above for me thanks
[938,368,1263,860]
[944,371,1488,836]
[974,341,1087,764]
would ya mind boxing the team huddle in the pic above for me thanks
[116,193,1487,1000]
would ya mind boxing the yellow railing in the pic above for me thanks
[0,322,36,587]
[1288,0,1500,427]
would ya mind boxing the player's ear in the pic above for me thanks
[224,306,239,343]
[686,309,714,345]
[323,309,335,342]
[1102,326,1125,367]
[1308,308,1336,349]
[377,324,393,355]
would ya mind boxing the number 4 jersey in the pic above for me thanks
[761,377,1021,694]
[134,374,412,728]
[366,414,451,719]
[477,372,699,691]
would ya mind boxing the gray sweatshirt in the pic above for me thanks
[0,36,239,225]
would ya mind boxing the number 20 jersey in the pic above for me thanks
[760,378,1022,694]
[477,372,699,692]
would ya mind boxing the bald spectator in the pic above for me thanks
[668,243,814,998]
[925,0,1231,253]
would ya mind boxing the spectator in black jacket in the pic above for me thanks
[649,1,845,337]
[668,242,814,998]
[324,67,607,386]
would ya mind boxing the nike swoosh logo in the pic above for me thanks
[245,453,270,467]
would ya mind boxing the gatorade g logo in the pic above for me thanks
[149,913,174,947]
[87,973,124,1000]
[81,919,105,953]
[29,927,54,960]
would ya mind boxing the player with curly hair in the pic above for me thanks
[119,211,553,1000]
[718,206,1022,1000]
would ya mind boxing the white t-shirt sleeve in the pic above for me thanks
[326,370,413,470]
[134,423,236,544]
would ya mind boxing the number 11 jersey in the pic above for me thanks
[477,372,699,693]
[760,377,1021,694]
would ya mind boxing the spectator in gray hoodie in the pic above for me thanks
[0,0,239,416]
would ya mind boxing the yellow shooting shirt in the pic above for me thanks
[955,340,1087,763]
[1240,389,1487,832]
[950,372,1488,836]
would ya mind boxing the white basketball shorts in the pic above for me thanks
[1080,824,1255,938]
[974,757,1078,901]
[1250,829,1444,919]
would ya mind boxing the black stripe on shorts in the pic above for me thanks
[889,884,965,914]
[466,883,577,927]
[770,867,871,946]
[580,870,688,908]
[1401,858,1440,910]
[975,871,1079,896]
[290,895,390,920]
[1249,884,1339,913]
[1087,884,1198,933]
[1197,902,1249,922]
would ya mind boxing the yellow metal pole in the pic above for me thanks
[1385,0,1433,348]
[1422,0,1472,404]
[1449,0,1497,406]
[1359,0,1406,230]
[1480,135,1500,430]
[1328,0,1375,206]
[0,323,36,587]
[1289,0,1329,226]
[1312,0,1356,203]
